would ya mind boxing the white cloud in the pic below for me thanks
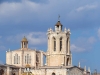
[6,32,47,45]
[6,34,23,43]
[0,0,100,29]
[76,4,97,12]
[26,32,47,45]
[71,36,96,52]
[71,44,85,52]
[87,37,96,44]
[0,0,66,21]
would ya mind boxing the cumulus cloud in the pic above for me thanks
[87,37,96,44]
[71,36,96,52]
[6,32,47,45]
[71,44,85,52]
[26,32,47,45]
[0,0,100,30]
[76,4,97,12]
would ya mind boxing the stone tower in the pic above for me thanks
[46,20,72,66]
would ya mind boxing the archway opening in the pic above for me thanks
[66,58,69,66]
[0,69,4,75]
[12,73,16,75]
[52,72,56,75]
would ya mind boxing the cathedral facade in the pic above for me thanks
[0,20,90,75]
[6,37,44,68]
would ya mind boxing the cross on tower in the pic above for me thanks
[58,15,60,21]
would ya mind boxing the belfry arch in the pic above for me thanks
[60,37,62,51]
[52,37,56,51]
[66,58,69,66]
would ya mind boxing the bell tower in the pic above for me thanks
[21,36,28,50]
[46,20,72,67]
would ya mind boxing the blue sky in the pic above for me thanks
[0,0,100,73]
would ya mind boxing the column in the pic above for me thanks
[51,37,53,53]
[71,54,72,66]
[27,42,28,48]
[63,38,66,53]
[68,39,69,55]
[48,37,50,52]
[56,38,59,52]
[21,42,22,49]
[40,52,43,66]
[34,51,36,68]
[23,42,24,48]
[7,67,10,75]
[19,68,21,75]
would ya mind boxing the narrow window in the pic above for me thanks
[60,37,62,51]
[30,56,31,64]
[15,54,17,64]
[64,56,65,66]
[24,42,25,48]
[66,58,69,66]
[14,56,15,64]
[19,56,20,64]
[15,54,18,64]
[17,54,18,64]
[25,56,26,64]
[27,54,29,64]
[54,38,56,51]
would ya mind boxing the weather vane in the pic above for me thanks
[58,14,60,21]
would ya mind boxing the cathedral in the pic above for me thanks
[0,20,90,75]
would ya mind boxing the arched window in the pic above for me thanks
[64,56,65,66]
[54,38,56,51]
[14,56,15,64]
[27,54,29,64]
[52,72,56,75]
[19,56,20,64]
[25,56,26,64]
[14,54,18,64]
[25,54,31,64]
[17,54,18,64]
[66,58,69,66]
[30,56,31,64]
[60,37,62,51]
